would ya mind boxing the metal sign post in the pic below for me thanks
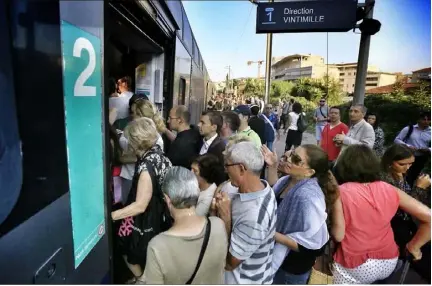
[353,0,374,105]
[264,0,274,104]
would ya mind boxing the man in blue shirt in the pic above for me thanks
[261,104,280,151]
[395,111,431,187]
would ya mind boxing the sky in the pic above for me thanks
[183,0,431,82]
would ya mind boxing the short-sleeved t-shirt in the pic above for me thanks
[238,127,262,149]
[225,181,277,284]
[144,217,228,284]
[334,181,400,268]
[320,123,349,161]
[288,112,305,131]
[314,106,329,127]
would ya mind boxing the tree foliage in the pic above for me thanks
[335,85,431,144]
[243,78,265,98]
[289,76,343,106]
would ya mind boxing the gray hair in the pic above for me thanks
[351,104,367,114]
[162,166,200,209]
[225,141,264,175]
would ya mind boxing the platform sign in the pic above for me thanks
[59,20,105,268]
[256,0,358,34]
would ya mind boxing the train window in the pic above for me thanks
[178,77,186,105]
[166,0,182,38]
[182,9,193,54]
[0,0,69,237]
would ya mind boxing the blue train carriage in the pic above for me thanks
[0,0,210,283]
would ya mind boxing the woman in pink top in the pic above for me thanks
[332,145,431,284]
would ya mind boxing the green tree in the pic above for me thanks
[316,76,344,106]
[232,79,240,89]
[244,78,265,97]
[411,82,431,108]
[270,81,295,100]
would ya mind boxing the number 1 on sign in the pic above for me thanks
[267,11,272,22]
[73,37,96,96]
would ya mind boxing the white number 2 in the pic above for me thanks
[73,37,96,96]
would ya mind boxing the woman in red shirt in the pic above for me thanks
[332,145,431,284]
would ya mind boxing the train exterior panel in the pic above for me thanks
[166,0,213,123]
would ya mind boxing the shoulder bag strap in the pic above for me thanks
[186,218,211,284]
[319,106,326,118]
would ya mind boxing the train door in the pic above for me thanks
[0,0,110,283]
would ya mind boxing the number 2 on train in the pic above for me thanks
[72,37,96,97]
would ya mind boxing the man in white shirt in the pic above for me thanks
[109,76,134,120]
[197,111,226,163]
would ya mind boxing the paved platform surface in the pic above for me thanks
[273,130,316,157]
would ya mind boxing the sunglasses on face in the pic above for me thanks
[281,151,303,165]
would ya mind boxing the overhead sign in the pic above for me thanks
[256,0,358,34]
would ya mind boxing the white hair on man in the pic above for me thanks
[225,141,264,175]
[162,166,200,209]
[351,103,367,114]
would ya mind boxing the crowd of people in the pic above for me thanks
[108,82,431,285]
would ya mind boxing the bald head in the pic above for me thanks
[174,105,190,123]
[169,105,190,131]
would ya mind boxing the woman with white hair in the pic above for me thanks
[112,117,172,283]
[141,166,228,284]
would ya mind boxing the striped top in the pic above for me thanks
[225,181,277,284]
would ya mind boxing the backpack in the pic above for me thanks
[297,113,308,133]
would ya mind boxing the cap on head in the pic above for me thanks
[234,105,251,116]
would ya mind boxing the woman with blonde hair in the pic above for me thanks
[112,117,172,283]
[131,99,166,136]
[118,99,166,204]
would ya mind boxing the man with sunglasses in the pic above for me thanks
[214,141,277,284]
[313,98,329,145]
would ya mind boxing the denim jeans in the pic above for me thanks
[273,268,311,285]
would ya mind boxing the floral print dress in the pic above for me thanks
[373,127,385,157]
[118,144,172,265]
[380,173,419,256]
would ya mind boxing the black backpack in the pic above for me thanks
[297,113,308,133]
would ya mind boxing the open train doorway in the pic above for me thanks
[105,2,174,123]
[104,2,175,283]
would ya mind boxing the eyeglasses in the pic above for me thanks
[224,162,246,170]
[281,151,303,166]
[168,116,179,120]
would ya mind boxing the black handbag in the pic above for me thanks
[186,218,211,284]
[117,162,172,266]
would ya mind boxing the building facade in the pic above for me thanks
[411,67,431,83]
[271,54,339,81]
[334,63,397,94]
